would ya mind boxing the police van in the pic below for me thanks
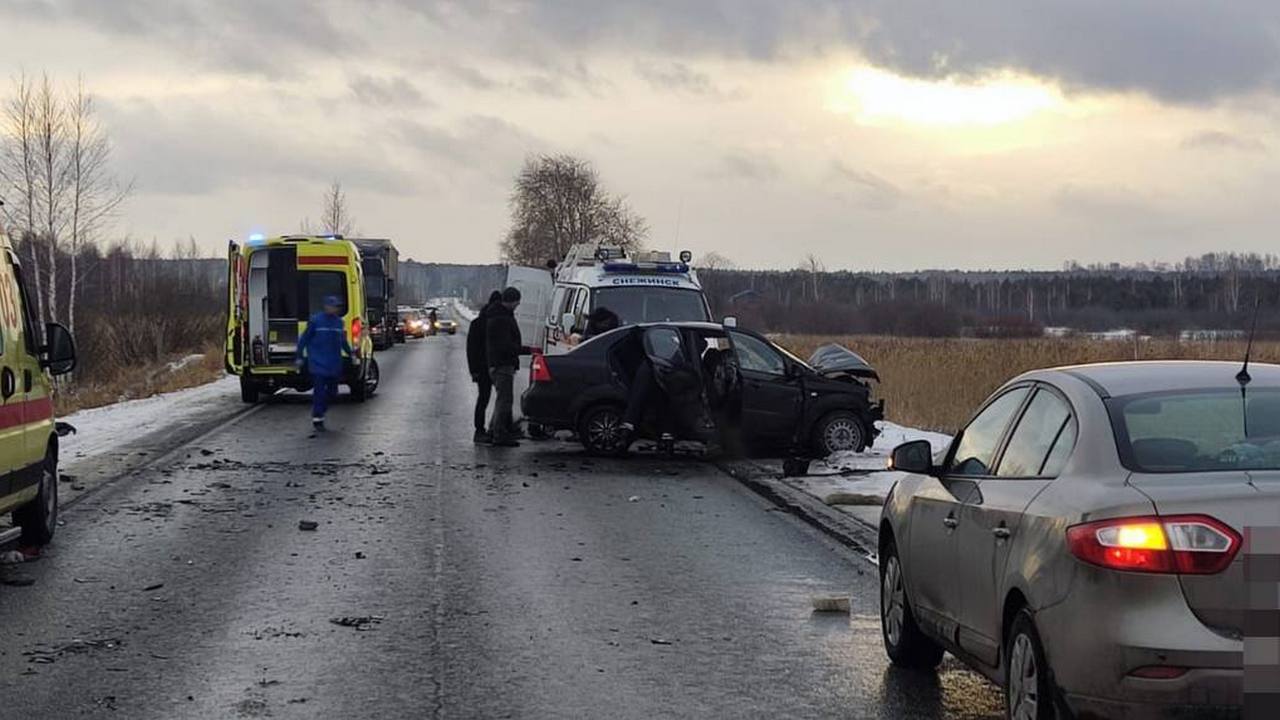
[543,245,712,354]
[225,235,379,403]
[0,224,77,550]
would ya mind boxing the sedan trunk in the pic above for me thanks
[1128,471,1278,639]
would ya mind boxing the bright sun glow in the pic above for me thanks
[833,67,1064,127]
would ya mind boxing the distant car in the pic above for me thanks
[435,318,458,335]
[880,361,1258,719]
[398,308,427,339]
[521,321,883,456]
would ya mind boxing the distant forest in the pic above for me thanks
[699,252,1280,337]
[161,250,1280,340]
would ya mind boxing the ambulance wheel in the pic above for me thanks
[239,377,260,404]
[14,449,57,546]
[365,359,380,397]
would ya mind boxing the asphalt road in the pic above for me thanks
[0,322,1003,719]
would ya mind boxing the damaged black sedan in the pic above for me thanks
[521,322,884,457]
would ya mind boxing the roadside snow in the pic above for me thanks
[59,376,239,464]
[783,421,953,517]
[809,421,951,475]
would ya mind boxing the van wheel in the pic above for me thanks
[579,405,629,456]
[1005,609,1058,720]
[881,539,944,670]
[240,377,260,404]
[812,410,868,457]
[14,450,58,546]
[365,358,380,397]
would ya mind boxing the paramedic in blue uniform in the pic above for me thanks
[296,294,352,430]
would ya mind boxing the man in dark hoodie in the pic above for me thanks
[466,290,503,443]
[485,286,526,447]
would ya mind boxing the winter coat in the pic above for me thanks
[485,303,523,369]
[466,302,495,377]
[296,311,352,378]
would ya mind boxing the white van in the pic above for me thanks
[542,245,712,355]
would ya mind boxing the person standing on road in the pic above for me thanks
[486,286,527,447]
[467,290,503,444]
[296,294,352,431]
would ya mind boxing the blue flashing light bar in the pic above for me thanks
[602,261,690,274]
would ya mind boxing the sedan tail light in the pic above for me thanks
[1066,515,1240,575]
[530,352,552,383]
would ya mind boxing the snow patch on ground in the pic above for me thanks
[810,421,951,475]
[59,376,239,463]
[782,421,953,517]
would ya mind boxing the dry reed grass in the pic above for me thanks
[775,334,1280,433]
[53,341,225,416]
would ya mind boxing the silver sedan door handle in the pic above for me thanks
[992,526,1011,540]
[943,516,959,529]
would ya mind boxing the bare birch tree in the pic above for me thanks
[501,154,647,266]
[35,73,67,321]
[0,72,45,321]
[321,180,354,236]
[65,77,131,333]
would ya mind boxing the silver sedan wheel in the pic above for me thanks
[823,417,865,453]
[1008,633,1039,720]
[881,555,905,648]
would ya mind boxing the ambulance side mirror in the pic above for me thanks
[42,322,76,376]
[561,313,576,331]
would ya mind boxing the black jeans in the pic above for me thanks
[489,365,516,441]
[473,372,493,432]
[624,362,659,428]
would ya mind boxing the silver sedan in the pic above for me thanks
[880,361,1262,719]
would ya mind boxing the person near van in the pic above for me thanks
[582,306,620,339]
[467,290,503,443]
[296,294,351,430]
[486,286,526,447]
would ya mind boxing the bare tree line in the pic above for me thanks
[0,72,131,334]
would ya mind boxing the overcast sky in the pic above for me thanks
[5,1,1280,270]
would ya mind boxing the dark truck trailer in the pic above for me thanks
[352,238,399,351]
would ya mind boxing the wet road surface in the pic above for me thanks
[0,326,1004,719]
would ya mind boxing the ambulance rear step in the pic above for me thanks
[0,526,22,547]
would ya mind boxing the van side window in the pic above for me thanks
[548,288,566,325]
[6,252,36,356]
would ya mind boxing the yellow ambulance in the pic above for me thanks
[0,227,77,549]
[225,235,379,403]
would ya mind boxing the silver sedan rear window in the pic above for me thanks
[1112,388,1280,472]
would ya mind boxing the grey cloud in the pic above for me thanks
[829,161,901,210]
[7,0,358,77]
[396,115,544,182]
[1054,183,1157,222]
[1181,130,1268,154]
[395,1,1280,104]
[349,75,431,107]
[634,61,742,100]
[24,1,1280,102]
[99,97,414,197]
[710,152,780,182]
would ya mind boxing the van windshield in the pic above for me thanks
[592,287,709,324]
[1112,388,1280,472]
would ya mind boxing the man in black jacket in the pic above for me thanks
[466,290,503,443]
[485,286,525,447]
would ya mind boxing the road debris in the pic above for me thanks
[142,582,165,592]
[329,615,383,631]
[298,520,319,531]
[810,595,851,613]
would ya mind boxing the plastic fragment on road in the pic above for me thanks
[811,595,851,613]
[298,520,319,531]
[822,491,882,506]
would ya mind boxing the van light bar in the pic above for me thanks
[602,261,690,274]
